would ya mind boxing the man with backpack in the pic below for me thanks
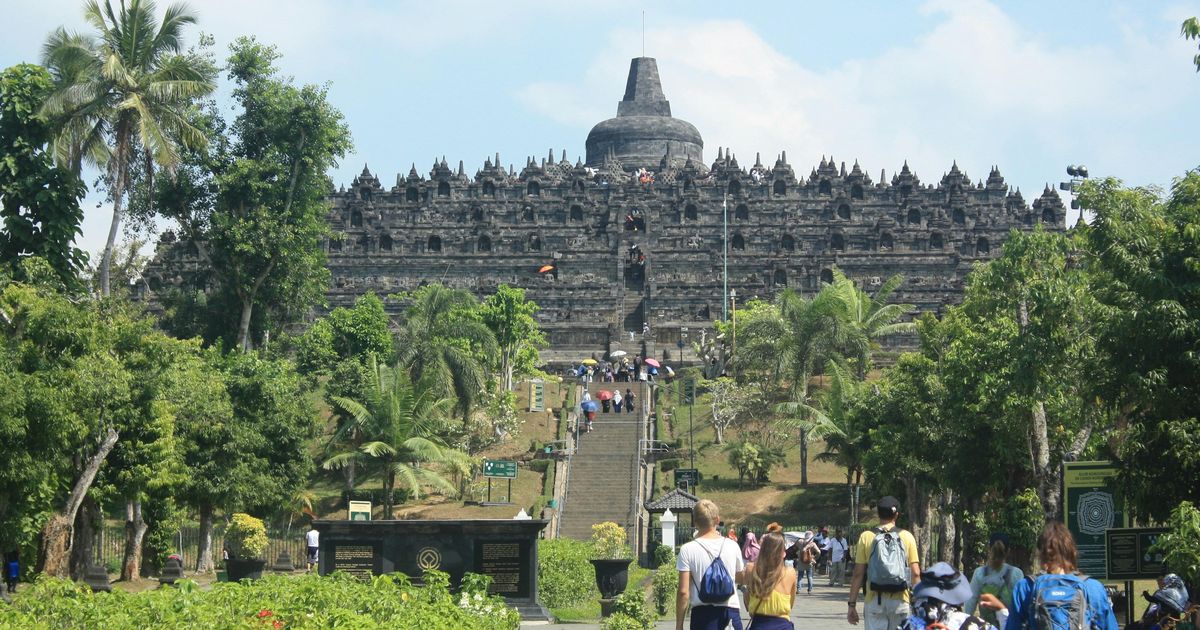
[847,495,921,629]
[676,499,746,630]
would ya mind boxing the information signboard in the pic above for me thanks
[528,381,544,412]
[1063,461,1127,578]
[1106,527,1168,581]
[674,468,700,488]
[483,459,518,479]
[348,500,372,521]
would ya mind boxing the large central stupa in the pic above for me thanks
[584,57,703,172]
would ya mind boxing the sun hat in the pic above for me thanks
[912,562,974,607]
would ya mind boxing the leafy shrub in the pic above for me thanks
[226,513,269,559]
[658,458,680,472]
[652,544,675,569]
[600,613,645,630]
[603,591,655,630]
[537,539,597,609]
[0,572,519,629]
[1153,501,1200,589]
[651,567,679,616]
[591,522,629,560]
[529,459,550,473]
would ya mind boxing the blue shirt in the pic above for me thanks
[1004,573,1118,630]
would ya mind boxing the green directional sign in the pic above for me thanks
[674,468,700,488]
[483,459,517,479]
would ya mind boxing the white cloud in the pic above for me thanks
[517,0,1200,213]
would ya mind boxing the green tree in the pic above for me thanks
[394,284,497,425]
[40,0,215,296]
[295,292,393,376]
[1183,18,1200,71]
[1079,175,1200,520]
[705,377,760,444]
[0,64,88,287]
[937,228,1100,521]
[323,359,467,519]
[792,360,868,524]
[209,37,351,350]
[480,284,546,393]
[0,261,128,576]
[738,285,848,486]
[828,270,915,377]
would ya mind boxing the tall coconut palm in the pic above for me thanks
[322,358,465,519]
[394,284,498,427]
[829,269,916,377]
[41,0,215,296]
[784,360,868,524]
[739,284,851,485]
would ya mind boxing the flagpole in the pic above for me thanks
[723,193,729,322]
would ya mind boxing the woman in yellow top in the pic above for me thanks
[738,532,796,630]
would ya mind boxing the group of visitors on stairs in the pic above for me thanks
[670,494,1158,630]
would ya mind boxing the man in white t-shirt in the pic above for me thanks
[305,526,319,572]
[827,528,850,587]
[675,499,745,630]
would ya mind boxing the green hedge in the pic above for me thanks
[0,571,519,630]
[537,538,598,609]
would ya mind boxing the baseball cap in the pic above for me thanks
[878,496,900,515]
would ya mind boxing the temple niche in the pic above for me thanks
[140,56,1066,366]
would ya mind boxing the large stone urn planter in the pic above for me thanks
[590,558,632,599]
[225,558,266,582]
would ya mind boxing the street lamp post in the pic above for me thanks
[1059,164,1090,225]
[729,289,737,372]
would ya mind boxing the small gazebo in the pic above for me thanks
[641,488,700,560]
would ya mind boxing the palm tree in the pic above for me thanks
[739,284,850,486]
[785,360,868,524]
[394,284,498,427]
[828,269,916,377]
[41,0,214,296]
[322,358,464,519]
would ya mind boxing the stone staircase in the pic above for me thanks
[558,382,647,541]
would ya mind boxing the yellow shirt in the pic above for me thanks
[746,590,792,618]
[854,526,919,603]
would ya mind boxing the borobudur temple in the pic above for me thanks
[141,56,1067,365]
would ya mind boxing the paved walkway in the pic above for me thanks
[523,582,858,629]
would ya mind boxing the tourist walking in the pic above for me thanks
[676,499,745,630]
[4,550,18,594]
[827,529,849,587]
[847,495,921,629]
[613,389,623,412]
[963,533,1023,627]
[984,521,1118,630]
[305,525,320,573]
[625,388,635,414]
[899,562,998,630]
[739,532,796,630]
[742,530,761,564]
[796,533,819,594]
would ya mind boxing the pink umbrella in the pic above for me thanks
[643,358,661,368]
[595,390,614,401]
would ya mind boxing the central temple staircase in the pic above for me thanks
[558,381,648,541]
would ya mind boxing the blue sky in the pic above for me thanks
[4,0,1200,256]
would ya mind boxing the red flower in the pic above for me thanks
[272,621,283,629]
[257,609,274,618]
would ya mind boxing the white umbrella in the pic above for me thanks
[609,350,628,358]
[783,531,807,545]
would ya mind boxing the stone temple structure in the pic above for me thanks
[142,57,1066,364]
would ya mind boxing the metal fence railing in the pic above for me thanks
[94,523,309,573]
